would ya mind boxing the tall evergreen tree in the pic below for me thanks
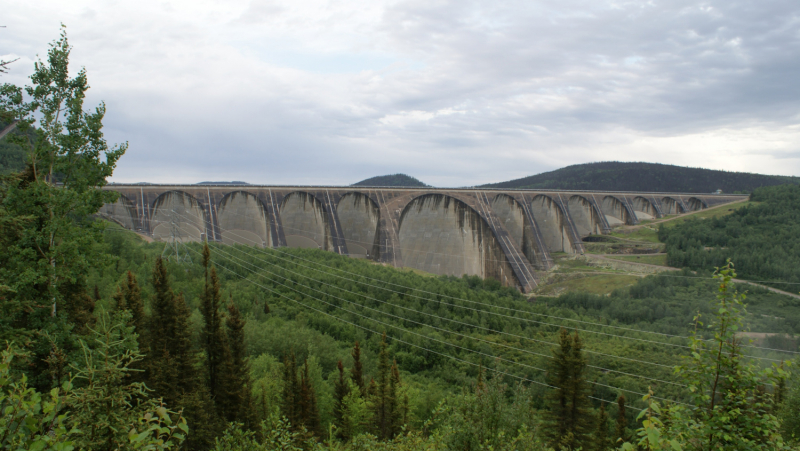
[614,395,629,445]
[281,351,300,429]
[543,328,594,450]
[593,403,611,451]
[146,257,220,449]
[113,271,145,337]
[299,360,321,437]
[112,271,147,383]
[200,243,226,408]
[369,333,402,440]
[221,295,254,427]
[350,341,364,395]
[146,256,178,403]
[333,360,348,439]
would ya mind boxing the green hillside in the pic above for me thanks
[660,184,800,287]
[352,173,429,187]
[482,161,798,193]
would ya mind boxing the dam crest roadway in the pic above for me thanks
[100,185,745,293]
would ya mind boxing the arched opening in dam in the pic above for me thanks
[567,195,604,237]
[217,191,270,248]
[490,194,546,268]
[337,192,380,259]
[398,194,516,286]
[151,191,206,242]
[686,197,706,211]
[631,196,657,221]
[99,194,137,230]
[279,192,330,250]
[601,195,633,226]
[661,197,685,215]
[530,195,575,253]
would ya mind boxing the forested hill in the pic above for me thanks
[481,162,798,193]
[352,173,429,187]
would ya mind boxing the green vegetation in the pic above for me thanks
[482,161,797,193]
[660,184,800,286]
[352,174,429,187]
[603,254,669,266]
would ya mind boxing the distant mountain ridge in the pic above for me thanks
[481,162,798,194]
[353,174,429,187]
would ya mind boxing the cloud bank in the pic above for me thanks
[2,0,799,186]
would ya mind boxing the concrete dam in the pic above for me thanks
[99,185,745,292]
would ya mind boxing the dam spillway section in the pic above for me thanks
[99,185,745,293]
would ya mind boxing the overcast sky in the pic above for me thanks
[2,0,799,186]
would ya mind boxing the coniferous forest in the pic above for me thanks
[2,28,800,451]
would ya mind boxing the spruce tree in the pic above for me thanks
[200,243,226,408]
[390,359,406,435]
[145,257,220,449]
[614,395,629,445]
[334,360,349,439]
[221,295,254,427]
[146,256,178,402]
[350,341,365,395]
[281,352,300,429]
[369,333,400,440]
[299,360,321,437]
[593,403,611,451]
[113,271,146,337]
[543,328,594,450]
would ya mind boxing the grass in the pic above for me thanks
[659,200,757,228]
[603,254,669,266]
[532,255,644,296]
[608,226,660,243]
[534,273,641,296]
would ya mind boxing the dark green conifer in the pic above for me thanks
[113,271,146,347]
[350,341,365,395]
[614,395,629,445]
[333,360,348,439]
[299,360,321,437]
[281,351,300,429]
[543,329,594,450]
[200,243,226,408]
[389,359,406,435]
[145,257,178,402]
[593,403,611,451]
[221,295,255,427]
[370,333,401,440]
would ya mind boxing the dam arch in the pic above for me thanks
[279,191,331,250]
[686,197,707,211]
[661,197,685,215]
[601,195,633,226]
[490,194,546,268]
[397,194,515,284]
[530,195,575,253]
[567,195,604,237]
[99,194,137,230]
[336,192,380,259]
[218,191,271,248]
[631,196,657,221]
[151,191,207,242]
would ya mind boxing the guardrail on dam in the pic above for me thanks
[99,185,746,292]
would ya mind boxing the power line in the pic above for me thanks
[100,211,800,359]
[156,210,799,359]
[210,241,686,387]
[190,244,689,406]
